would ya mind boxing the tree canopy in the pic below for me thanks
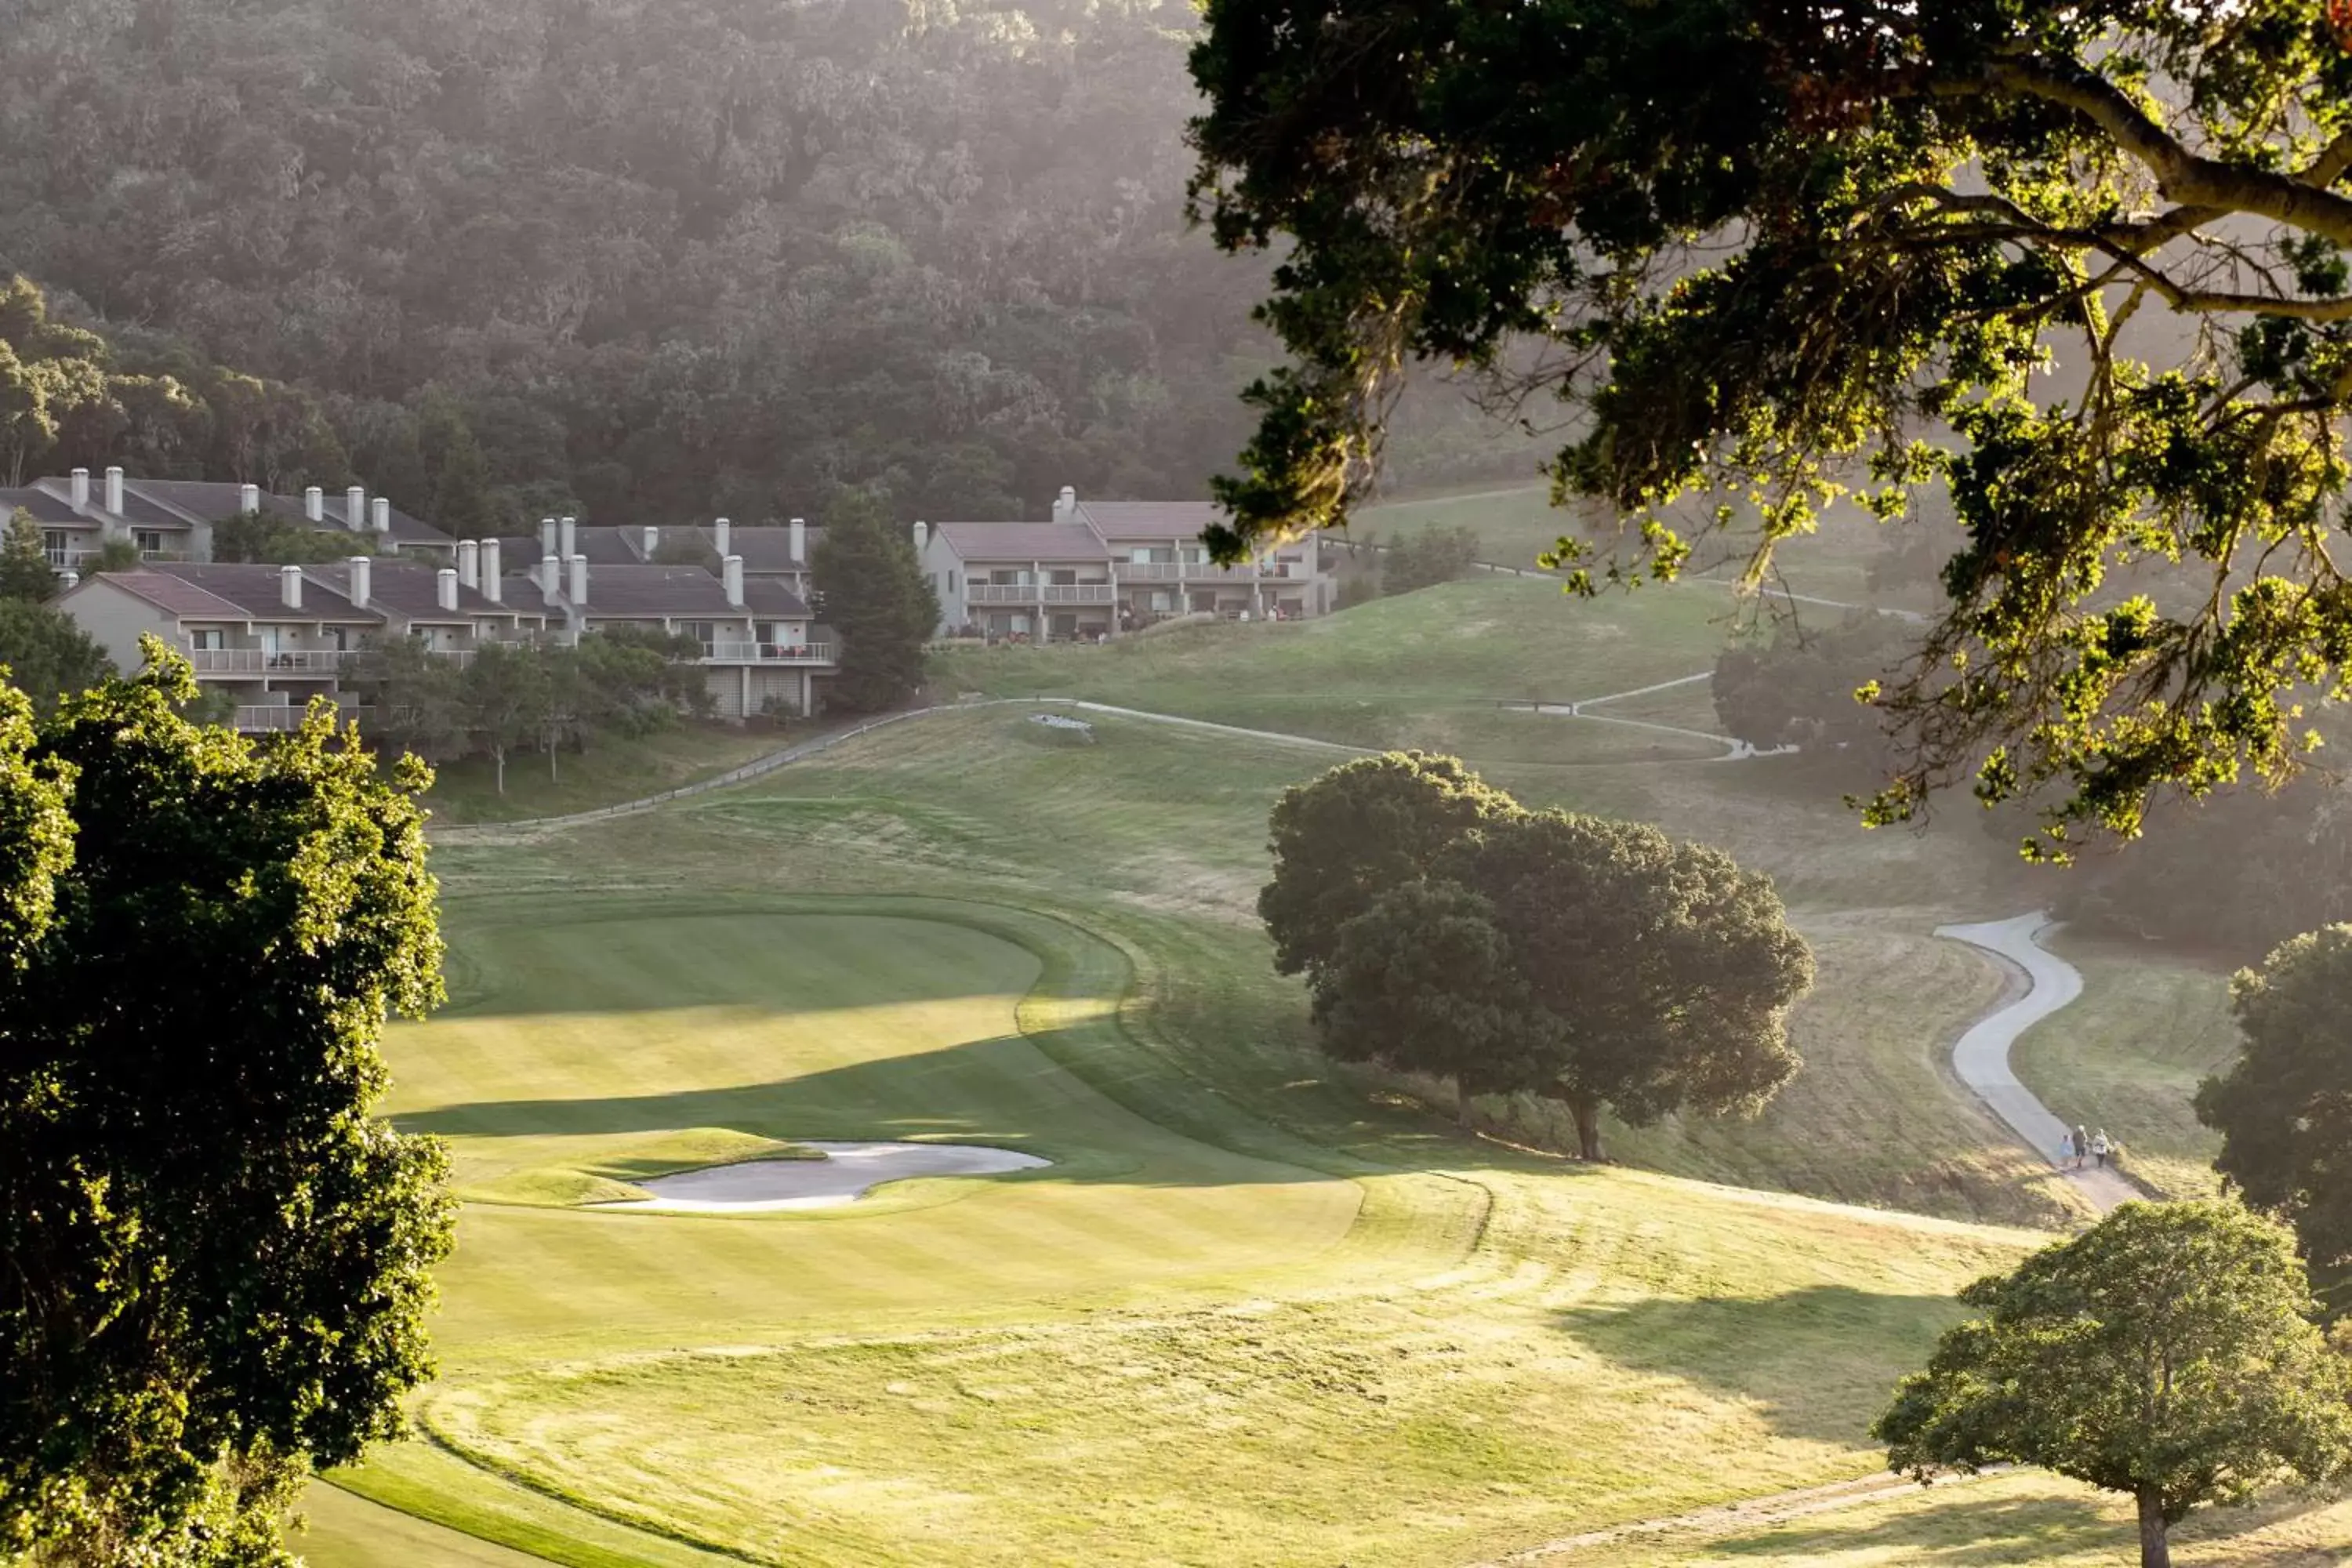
[1266,753,1812,1158]
[1188,2,2352,852]
[1876,1200,2352,1568]
[2197,924,2352,1298]
[812,492,941,713]
[0,645,452,1563]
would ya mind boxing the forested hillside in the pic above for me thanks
[0,0,1304,528]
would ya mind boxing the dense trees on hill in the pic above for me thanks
[1878,1200,2352,1568]
[1711,615,1914,772]
[1189,2,2352,853]
[1265,754,1813,1159]
[0,650,451,1564]
[0,0,1308,528]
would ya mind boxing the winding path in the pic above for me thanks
[1934,913,2137,1212]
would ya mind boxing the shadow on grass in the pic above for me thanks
[1555,1285,1962,1444]
[1704,1486,2348,1565]
[1702,1491,2114,1563]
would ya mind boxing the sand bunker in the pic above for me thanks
[598,1142,1051,1213]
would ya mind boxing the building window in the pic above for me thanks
[677,620,716,652]
[133,530,166,556]
[189,629,226,651]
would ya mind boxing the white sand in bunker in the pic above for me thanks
[597,1142,1051,1213]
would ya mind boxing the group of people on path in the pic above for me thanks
[2058,1123,2112,1171]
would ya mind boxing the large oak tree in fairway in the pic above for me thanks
[2196,923,2352,1298]
[0,645,452,1565]
[1188,2,2352,851]
[1267,754,1811,1158]
[1876,1200,2352,1568]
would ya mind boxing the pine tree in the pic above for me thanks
[0,508,57,602]
[810,492,938,714]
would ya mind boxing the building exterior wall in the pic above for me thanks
[58,580,180,670]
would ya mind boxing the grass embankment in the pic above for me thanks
[2011,932,2239,1200]
[1354,483,1906,608]
[425,721,789,826]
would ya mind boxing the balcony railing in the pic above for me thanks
[1112,561,1266,582]
[233,706,307,733]
[967,583,1114,604]
[705,641,836,664]
[182,646,349,675]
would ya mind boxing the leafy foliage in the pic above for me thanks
[1711,613,1914,770]
[1258,750,1515,976]
[2198,926,2352,1300]
[1381,524,1479,596]
[0,644,452,1564]
[0,509,57,603]
[0,601,114,716]
[1876,1200,2352,1568]
[812,492,939,713]
[1265,753,1812,1158]
[1188,2,2352,853]
[210,510,365,565]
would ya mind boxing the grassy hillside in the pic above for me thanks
[426,721,788,826]
[2011,933,2239,1200]
[1354,484,1909,607]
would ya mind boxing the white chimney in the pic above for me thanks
[539,517,557,558]
[642,524,659,557]
[372,497,390,534]
[304,486,325,523]
[69,468,89,510]
[789,517,805,563]
[458,539,480,589]
[1054,485,1076,525]
[713,517,730,557]
[238,482,260,514]
[104,466,125,515]
[723,554,744,608]
[346,486,366,531]
[568,554,587,604]
[58,571,78,591]
[437,567,459,612]
[347,555,371,609]
[559,515,577,558]
[913,520,929,554]
[540,555,561,605]
[280,564,303,609]
[480,538,502,603]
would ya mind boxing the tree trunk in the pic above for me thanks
[2136,1490,2171,1568]
[1572,1094,1602,1161]
[492,745,505,797]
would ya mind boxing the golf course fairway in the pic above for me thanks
[314,887,2062,1567]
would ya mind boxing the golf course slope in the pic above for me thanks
[317,580,2349,1566]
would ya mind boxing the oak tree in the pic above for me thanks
[0,643,453,1564]
[1259,750,1516,976]
[1877,1200,2352,1568]
[1190,2,2352,851]
[2197,924,2352,1295]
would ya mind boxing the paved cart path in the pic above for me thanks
[1935,913,2138,1213]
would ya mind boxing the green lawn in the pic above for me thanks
[2010,932,2240,1200]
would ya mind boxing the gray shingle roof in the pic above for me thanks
[302,561,538,622]
[0,487,89,524]
[1072,500,1225,541]
[74,570,252,620]
[129,563,379,622]
[931,521,1111,561]
[572,565,774,617]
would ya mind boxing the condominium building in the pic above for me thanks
[919,489,1335,641]
[5,466,456,570]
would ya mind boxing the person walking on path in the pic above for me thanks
[2057,1129,2074,1168]
[2092,1129,2111,1169]
[2074,1123,2092,1171]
